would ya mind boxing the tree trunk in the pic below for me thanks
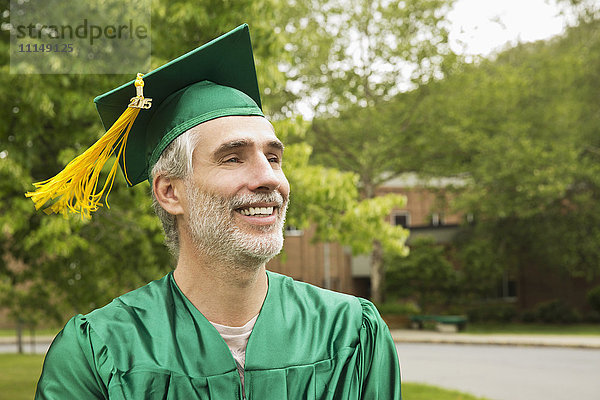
[370,239,384,304]
[16,320,23,354]
[323,242,331,290]
[30,326,36,354]
[363,180,385,304]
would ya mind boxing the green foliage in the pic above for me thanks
[283,0,456,113]
[274,118,408,255]
[466,302,518,323]
[522,300,582,324]
[586,286,600,314]
[377,301,420,316]
[0,0,415,323]
[337,194,408,255]
[554,0,600,24]
[292,0,458,302]
[303,0,459,185]
[412,16,600,218]
[405,15,600,287]
[0,0,301,324]
[465,323,600,335]
[385,237,458,312]
[452,224,509,298]
[151,0,295,117]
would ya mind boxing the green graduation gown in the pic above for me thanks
[35,271,401,399]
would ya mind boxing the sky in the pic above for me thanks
[448,0,568,56]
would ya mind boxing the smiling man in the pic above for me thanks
[33,25,401,399]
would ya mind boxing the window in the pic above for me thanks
[284,225,303,236]
[391,212,410,228]
[496,271,517,300]
[430,213,444,226]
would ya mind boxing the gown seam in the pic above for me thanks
[245,345,357,372]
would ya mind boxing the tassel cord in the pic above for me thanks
[25,107,141,219]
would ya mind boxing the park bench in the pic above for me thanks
[410,315,467,332]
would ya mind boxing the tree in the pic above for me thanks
[385,237,458,312]
[554,0,600,24]
[274,117,409,269]
[0,0,299,325]
[407,13,600,293]
[283,0,456,112]
[289,0,457,302]
[0,0,409,327]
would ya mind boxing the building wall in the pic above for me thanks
[518,263,600,312]
[267,225,356,295]
[377,186,463,227]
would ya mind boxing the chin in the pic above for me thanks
[240,234,284,262]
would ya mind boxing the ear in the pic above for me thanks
[153,174,186,216]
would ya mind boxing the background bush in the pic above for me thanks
[587,286,600,314]
[466,302,518,323]
[523,300,581,324]
[377,301,421,316]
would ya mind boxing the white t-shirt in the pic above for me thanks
[210,315,258,399]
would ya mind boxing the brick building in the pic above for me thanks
[268,174,464,298]
[269,173,600,314]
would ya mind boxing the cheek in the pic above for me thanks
[278,174,291,198]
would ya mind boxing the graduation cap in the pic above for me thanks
[26,24,264,219]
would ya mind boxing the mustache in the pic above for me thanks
[229,192,286,209]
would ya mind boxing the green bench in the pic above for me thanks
[410,315,467,332]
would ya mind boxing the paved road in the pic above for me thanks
[397,342,600,400]
[0,341,50,354]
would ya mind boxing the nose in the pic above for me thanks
[247,154,282,192]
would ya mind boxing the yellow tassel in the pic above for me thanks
[25,73,151,219]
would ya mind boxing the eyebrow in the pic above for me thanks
[212,138,284,159]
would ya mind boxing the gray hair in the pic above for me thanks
[150,128,200,258]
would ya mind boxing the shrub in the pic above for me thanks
[587,286,600,314]
[377,301,420,316]
[520,309,537,323]
[385,237,458,312]
[530,300,581,324]
[466,302,517,323]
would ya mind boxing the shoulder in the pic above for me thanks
[66,273,175,354]
[48,274,174,366]
[256,272,391,366]
[266,271,369,335]
[269,271,361,308]
[85,273,172,323]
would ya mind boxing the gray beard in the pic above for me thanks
[185,183,287,269]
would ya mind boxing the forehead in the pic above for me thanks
[191,115,279,153]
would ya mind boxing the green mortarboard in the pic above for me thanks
[26,24,264,218]
[95,23,264,185]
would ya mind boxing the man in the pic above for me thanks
[32,25,401,399]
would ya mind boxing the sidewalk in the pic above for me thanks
[2,331,600,349]
[0,335,55,345]
[391,329,600,349]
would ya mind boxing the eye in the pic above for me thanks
[267,154,281,164]
[223,156,240,163]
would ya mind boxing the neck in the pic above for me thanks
[173,245,268,327]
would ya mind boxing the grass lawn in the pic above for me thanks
[465,323,600,336]
[2,354,489,400]
[404,383,490,399]
[0,354,44,400]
